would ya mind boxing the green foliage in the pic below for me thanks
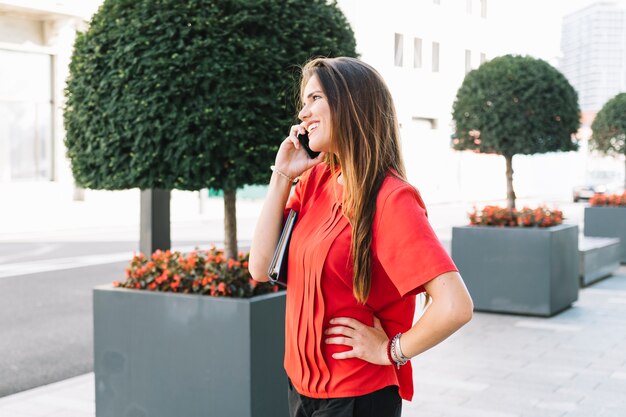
[117,247,282,297]
[590,92,626,156]
[64,0,357,191]
[451,55,580,157]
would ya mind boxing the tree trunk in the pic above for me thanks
[223,188,238,259]
[505,154,516,210]
[140,189,171,256]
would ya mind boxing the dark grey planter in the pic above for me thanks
[584,206,626,263]
[451,224,579,316]
[94,286,288,417]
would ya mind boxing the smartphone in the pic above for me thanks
[297,131,320,159]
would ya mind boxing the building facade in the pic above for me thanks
[560,1,626,112]
[0,1,100,187]
[1,0,588,204]
[336,0,507,202]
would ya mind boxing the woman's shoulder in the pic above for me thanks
[376,174,427,215]
[378,174,418,200]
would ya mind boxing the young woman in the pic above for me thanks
[249,57,473,417]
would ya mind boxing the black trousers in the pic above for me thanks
[288,380,402,417]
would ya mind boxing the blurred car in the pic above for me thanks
[573,170,624,202]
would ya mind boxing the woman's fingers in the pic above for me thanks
[325,325,355,337]
[325,336,354,346]
[325,317,390,365]
[289,124,307,145]
[332,350,357,360]
[329,317,362,330]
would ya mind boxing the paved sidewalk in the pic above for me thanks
[1,269,625,417]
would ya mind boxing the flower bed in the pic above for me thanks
[590,192,626,207]
[114,247,280,297]
[468,205,563,227]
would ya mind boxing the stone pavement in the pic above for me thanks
[1,268,625,417]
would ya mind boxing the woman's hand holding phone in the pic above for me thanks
[274,124,325,181]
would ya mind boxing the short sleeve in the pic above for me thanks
[374,185,457,297]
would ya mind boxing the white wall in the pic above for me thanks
[336,0,594,205]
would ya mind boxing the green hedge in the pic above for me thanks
[64,0,357,191]
[452,55,579,156]
[590,92,626,157]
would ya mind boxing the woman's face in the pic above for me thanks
[298,74,332,153]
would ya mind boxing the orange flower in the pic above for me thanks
[116,247,282,298]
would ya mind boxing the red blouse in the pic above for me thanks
[283,164,457,401]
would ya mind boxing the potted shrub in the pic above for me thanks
[64,0,357,257]
[452,206,579,316]
[584,193,626,263]
[94,247,287,417]
[451,55,580,209]
[589,92,626,188]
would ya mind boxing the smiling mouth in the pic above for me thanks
[307,122,319,133]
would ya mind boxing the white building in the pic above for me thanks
[0,0,586,208]
[0,1,100,186]
[337,0,584,203]
[560,1,626,113]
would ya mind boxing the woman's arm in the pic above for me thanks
[248,171,295,281]
[325,271,473,365]
[397,271,473,358]
[248,125,325,282]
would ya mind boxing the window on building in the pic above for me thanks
[480,52,487,64]
[0,50,53,182]
[432,42,440,72]
[466,0,472,14]
[414,38,423,68]
[465,49,472,73]
[481,0,487,18]
[394,33,404,67]
[413,117,438,130]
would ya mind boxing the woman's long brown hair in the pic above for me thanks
[300,57,407,304]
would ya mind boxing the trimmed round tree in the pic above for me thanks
[590,92,626,187]
[451,55,580,209]
[65,0,357,258]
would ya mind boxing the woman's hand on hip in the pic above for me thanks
[324,316,391,366]
[274,124,325,179]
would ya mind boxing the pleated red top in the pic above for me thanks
[283,164,457,401]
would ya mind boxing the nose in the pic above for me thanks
[298,104,310,121]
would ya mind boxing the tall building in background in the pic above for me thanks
[560,2,626,112]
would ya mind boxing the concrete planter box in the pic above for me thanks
[451,224,579,316]
[579,236,620,286]
[584,206,626,263]
[94,286,288,417]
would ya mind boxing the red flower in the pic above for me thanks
[115,246,283,298]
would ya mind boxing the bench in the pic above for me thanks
[579,236,621,286]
